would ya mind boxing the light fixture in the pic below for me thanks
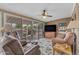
[67,20,79,29]
[0,27,4,32]
[42,16,46,19]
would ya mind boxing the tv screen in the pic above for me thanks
[45,25,56,32]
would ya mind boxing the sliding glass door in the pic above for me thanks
[32,21,39,43]
[22,18,32,43]
[5,14,22,39]
[2,13,44,46]
[38,22,44,39]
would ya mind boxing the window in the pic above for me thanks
[3,13,44,45]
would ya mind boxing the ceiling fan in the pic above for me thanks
[41,10,52,18]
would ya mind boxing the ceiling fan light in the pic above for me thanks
[42,16,46,19]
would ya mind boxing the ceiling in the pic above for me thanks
[0,3,75,22]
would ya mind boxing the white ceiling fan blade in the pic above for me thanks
[47,15,52,17]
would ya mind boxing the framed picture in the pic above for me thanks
[58,23,66,32]
[59,23,66,27]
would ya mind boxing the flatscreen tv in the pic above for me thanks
[45,25,56,32]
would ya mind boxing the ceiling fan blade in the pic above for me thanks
[47,15,52,17]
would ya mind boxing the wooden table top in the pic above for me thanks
[53,43,72,55]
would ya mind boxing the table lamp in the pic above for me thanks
[67,20,79,55]
[0,27,4,32]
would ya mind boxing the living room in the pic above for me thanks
[0,3,79,55]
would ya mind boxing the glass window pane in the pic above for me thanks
[22,19,32,43]
[6,15,22,40]
[32,21,39,43]
[38,22,44,39]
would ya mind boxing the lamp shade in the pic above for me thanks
[0,27,4,32]
[67,20,79,29]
